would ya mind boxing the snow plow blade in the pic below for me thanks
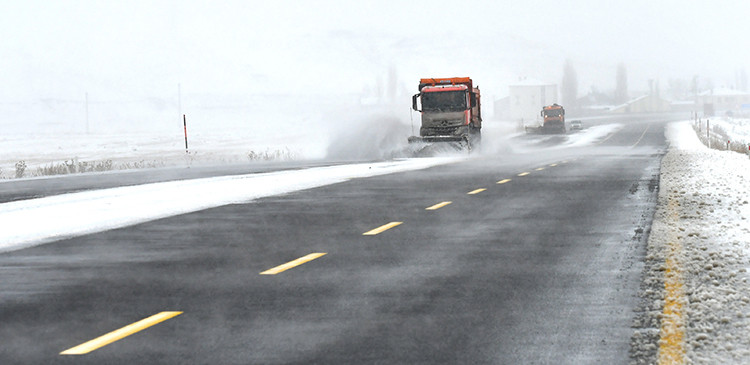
[408,135,467,144]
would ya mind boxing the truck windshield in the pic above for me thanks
[421,91,467,112]
[544,109,563,117]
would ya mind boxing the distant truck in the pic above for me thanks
[409,77,482,150]
[540,104,566,133]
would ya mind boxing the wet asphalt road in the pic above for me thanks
[0,115,678,364]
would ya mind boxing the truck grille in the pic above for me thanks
[425,126,460,135]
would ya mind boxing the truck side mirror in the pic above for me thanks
[412,94,421,111]
[470,92,477,108]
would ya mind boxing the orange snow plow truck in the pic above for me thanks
[409,77,482,150]
[541,103,566,134]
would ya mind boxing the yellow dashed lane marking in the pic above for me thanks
[497,179,511,184]
[467,188,486,195]
[363,222,403,235]
[260,253,327,275]
[517,172,530,177]
[535,167,545,171]
[549,163,558,167]
[60,311,183,355]
[426,201,452,210]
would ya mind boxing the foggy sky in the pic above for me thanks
[1,0,748,103]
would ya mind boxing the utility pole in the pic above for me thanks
[183,114,189,154]
[178,83,182,121]
[85,92,89,134]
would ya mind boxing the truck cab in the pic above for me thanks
[410,77,481,148]
[541,103,566,134]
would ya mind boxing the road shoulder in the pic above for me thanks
[631,121,750,364]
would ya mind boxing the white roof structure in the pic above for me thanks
[698,87,750,96]
[510,78,555,87]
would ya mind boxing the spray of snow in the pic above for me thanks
[325,112,413,160]
[564,123,624,147]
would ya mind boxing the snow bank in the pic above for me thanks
[637,121,750,364]
[0,157,463,252]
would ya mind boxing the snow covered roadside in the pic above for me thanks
[0,157,463,253]
[635,121,750,364]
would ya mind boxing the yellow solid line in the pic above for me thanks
[632,124,651,147]
[260,253,327,275]
[60,311,182,355]
[426,201,452,210]
[363,222,403,235]
[596,129,618,145]
[517,172,530,177]
[467,188,486,195]
[658,197,685,364]
[497,179,511,184]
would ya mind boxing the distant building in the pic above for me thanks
[506,78,558,125]
[670,100,696,113]
[576,89,615,115]
[696,88,750,116]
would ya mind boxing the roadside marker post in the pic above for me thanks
[183,114,189,154]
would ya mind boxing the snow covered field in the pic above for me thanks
[0,95,347,179]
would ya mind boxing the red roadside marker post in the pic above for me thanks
[183,114,189,154]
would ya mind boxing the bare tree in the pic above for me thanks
[561,59,578,109]
[738,68,748,92]
[668,78,689,100]
[614,63,628,104]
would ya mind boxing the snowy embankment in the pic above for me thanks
[640,121,750,364]
[0,157,462,253]
[708,117,750,146]
[0,130,322,179]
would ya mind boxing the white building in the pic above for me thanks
[697,88,750,116]
[507,78,558,126]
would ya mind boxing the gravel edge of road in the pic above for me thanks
[630,123,750,364]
